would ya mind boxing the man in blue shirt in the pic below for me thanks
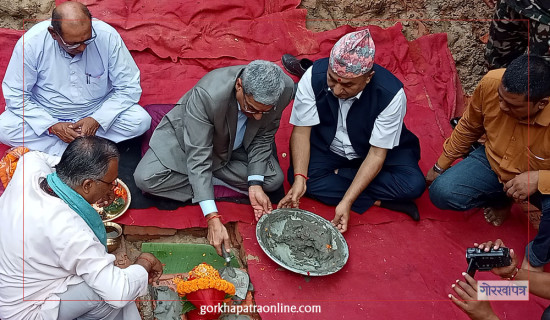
[0,1,151,156]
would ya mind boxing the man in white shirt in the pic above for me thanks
[0,136,163,320]
[278,29,425,232]
[0,1,151,156]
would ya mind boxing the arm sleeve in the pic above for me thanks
[289,67,320,127]
[182,87,216,202]
[2,39,57,135]
[369,88,406,149]
[436,76,487,169]
[538,170,550,194]
[199,200,218,216]
[57,233,148,308]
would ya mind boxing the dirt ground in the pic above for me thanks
[0,0,492,93]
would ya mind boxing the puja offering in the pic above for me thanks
[173,263,235,320]
[256,208,349,276]
[93,178,131,221]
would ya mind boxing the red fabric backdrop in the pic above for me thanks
[0,0,545,318]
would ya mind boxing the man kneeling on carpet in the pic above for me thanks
[278,29,426,233]
[0,136,163,320]
[134,60,295,256]
[426,55,550,271]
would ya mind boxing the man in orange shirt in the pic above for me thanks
[426,55,550,270]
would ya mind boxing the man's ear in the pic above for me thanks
[365,71,375,84]
[81,179,94,194]
[47,26,57,39]
[536,97,549,110]
[235,78,243,91]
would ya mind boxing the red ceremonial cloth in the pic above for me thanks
[0,0,545,318]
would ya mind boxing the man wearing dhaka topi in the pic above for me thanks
[279,29,425,232]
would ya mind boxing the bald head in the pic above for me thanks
[51,1,91,37]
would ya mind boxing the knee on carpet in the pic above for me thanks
[0,113,21,144]
[403,171,426,199]
[428,177,467,210]
[133,169,156,194]
[130,108,152,136]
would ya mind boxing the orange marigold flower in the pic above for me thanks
[172,263,236,296]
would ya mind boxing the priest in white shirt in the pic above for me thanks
[0,136,163,320]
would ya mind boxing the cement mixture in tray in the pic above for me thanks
[257,208,348,275]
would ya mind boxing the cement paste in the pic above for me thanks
[257,208,348,276]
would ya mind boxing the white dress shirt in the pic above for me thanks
[290,67,407,159]
[0,152,148,320]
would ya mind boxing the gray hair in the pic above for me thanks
[241,60,285,106]
[56,136,119,188]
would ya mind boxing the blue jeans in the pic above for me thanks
[429,146,550,267]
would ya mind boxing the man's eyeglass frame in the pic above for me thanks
[54,26,97,50]
[241,91,275,115]
[96,177,119,189]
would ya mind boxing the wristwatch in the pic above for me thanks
[248,180,263,187]
[433,163,445,174]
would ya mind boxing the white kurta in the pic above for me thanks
[0,152,148,320]
[0,19,151,156]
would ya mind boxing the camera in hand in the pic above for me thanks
[466,247,511,277]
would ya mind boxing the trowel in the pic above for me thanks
[221,243,236,277]
[220,244,250,301]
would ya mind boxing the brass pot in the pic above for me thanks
[104,222,122,253]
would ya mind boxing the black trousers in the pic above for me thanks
[288,148,425,213]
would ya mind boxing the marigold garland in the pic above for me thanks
[173,263,236,296]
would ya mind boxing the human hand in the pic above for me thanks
[482,0,497,8]
[206,214,230,256]
[49,122,80,143]
[425,167,440,186]
[277,178,307,208]
[449,272,499,320]
[136,253,164,284]
[72,117,100,136]
[332,202,351,233]
[473,239,518,279]
[95,189,115,207]
[249,185,272,221]
[503,171,539,201]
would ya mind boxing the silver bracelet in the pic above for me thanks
[433,163,445,174]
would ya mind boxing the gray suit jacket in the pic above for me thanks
[148,65,295,202]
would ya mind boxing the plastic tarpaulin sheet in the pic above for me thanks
[0,0,545,318]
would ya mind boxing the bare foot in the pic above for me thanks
[521,255,544,272]
[483,206,511,226]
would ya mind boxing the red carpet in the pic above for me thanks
[0,0,546,318]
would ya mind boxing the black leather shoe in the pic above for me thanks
[282,54,313,78]
[379,200,420,221]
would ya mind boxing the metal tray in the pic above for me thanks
[93,178,131,222]
[256,208,349,276]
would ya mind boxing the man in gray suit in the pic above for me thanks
[134,60,294,255]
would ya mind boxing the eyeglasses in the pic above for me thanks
[97,177,119,189]
[241,92,274,115]
[55,27,97,50]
